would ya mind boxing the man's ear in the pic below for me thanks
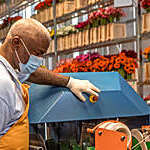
[11,36,21,49]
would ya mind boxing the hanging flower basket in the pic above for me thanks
[142,13,150,33]
[107,23,126,40]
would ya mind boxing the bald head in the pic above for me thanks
[0,19,51,70]
[6,18,50,54]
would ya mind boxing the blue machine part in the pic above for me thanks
[29,72,150,124]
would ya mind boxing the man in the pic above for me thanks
[0,19,100,149]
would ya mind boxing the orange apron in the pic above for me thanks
[0,83,30,150]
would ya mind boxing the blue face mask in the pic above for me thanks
[15,39,43,83]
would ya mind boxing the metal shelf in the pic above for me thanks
[44,35,137,57]
[0,0,38,19]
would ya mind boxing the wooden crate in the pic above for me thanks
[57,37,60,51]
[142,13,150,33]
[83,30,89,46]
[77,31,83,47]
[90,28,98,44]
[45,8,51,22]
[64,0,75,14]
[144,62,150,83]
[31,14,36,19]
[75,0,88,10]
[0,3,7,15]
[97,26,101,42]
[88,0,96,5]
[71,33,77,49]
[39,9,46,23]
[101,25,107,42]
[107,23,126,40]
[56,3,64,17]
[35,13,41,22]
[69,34,72,49]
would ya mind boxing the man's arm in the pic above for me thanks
[27,67,100,102]
[27,67,70,87]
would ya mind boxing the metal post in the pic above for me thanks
[135,1,143,97]
[6,0,10,29]
[44,123,48,141]
[52,0,58,69]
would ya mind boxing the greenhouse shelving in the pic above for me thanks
[0,0,38,19]
[44,35,137,57]
[0,0,148,97]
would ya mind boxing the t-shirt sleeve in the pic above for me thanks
[0,98,10,134]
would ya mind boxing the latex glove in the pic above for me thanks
[66,77,100,102]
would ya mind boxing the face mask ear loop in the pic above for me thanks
[20,38,31,56]
[15,50,21,64]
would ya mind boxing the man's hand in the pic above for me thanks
[66,77,100,102]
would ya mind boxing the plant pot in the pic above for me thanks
[107,23,126,40]
[142,13,150,33]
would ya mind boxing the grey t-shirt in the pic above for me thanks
[0,55,25,137]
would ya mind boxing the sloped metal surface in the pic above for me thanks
[29,72,150,124]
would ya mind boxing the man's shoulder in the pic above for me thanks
[0,64,14,90]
